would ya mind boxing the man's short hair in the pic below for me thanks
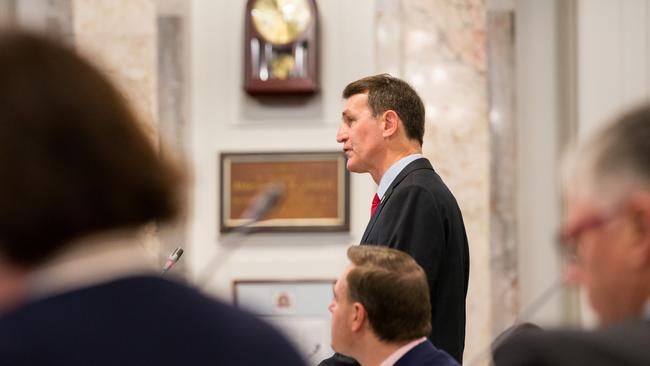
[0,31,182,266]
[566,104,650,203]
[346,245,431,342]
[342,74,425,146]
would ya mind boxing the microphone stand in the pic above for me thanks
[196,183,285,288]
[465,275,564,366]
[195,218,263,288]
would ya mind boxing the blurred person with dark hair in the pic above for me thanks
[0,30,305,366]
[327,246,458,366]
[322,74,469,366]
[494,104,650,366]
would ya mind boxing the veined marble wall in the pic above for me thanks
[72,0,162,260]
[13,0,74,43]
[376,0,518,363]
[73,0,190,268]
[487,4,518,342]
[9,0,190,269]
[73,0,158,143]
[156,0,190,275]
[0,0,16,25]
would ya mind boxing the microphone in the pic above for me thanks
[161,247,184,274]
[239,183,285,225]
[306,343,322,360]
[196,183,286,287]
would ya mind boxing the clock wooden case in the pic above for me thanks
[244,0,319,95]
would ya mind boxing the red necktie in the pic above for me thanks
[371,193,380,217]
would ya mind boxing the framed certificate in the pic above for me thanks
[220,151,349,232]
[233,279,335,362]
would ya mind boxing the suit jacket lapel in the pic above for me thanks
[361,158,434,243]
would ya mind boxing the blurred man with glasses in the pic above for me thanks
[495,104,650,365]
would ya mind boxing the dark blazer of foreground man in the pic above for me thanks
[494,104,650,366]
[0,31,305,366]
[322,74,469,366]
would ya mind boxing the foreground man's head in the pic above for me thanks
[561,104,650,325]
[328,246,458,366]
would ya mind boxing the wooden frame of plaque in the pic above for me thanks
[220,151,349,233]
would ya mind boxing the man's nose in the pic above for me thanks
[328,301,334,313]
[336,124,347,143]
[563,263,582,286]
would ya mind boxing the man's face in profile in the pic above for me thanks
[336,93,384,174]
[328,264,355,355]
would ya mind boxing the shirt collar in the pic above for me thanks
[26,230,157,301]
[643,298,650,319]
[379,337,427,366]
[377,154,424,200]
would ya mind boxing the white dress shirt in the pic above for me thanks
[379,337,428,366]
[376,154,424,200]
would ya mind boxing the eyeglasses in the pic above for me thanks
[557,207,624,265]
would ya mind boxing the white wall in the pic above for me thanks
[577,0,650,139]
[188,0,377,299]
[515,0,565,326]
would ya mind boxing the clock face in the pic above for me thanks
[251,0,312,45]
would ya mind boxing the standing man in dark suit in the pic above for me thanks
[0,30,305,366]
[494,104,650,366]
[321,74,469,365]
[329,245,459,366]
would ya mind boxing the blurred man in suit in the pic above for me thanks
[0,30,305,366]
[322,74,469,365]
[328,246,458,366]
[494,104,650,366]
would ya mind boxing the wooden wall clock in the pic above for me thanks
[244,0,319,95]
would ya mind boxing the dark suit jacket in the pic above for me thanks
[395,340,460,366]
[0,276,306,366]
[319,341,458,366]
[493,319,650,366]
[363,158,469,362]
[319,159,469,366]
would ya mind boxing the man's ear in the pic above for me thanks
[350,302,367,332]
[624,192,650,269]
[381,110,400,138]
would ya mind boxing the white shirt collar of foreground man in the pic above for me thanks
[643,298,650,319]
[26,230,156,302]
[378,336,427,366]
[376,153,424,200]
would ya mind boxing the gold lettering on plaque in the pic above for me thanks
[229,160,340,221]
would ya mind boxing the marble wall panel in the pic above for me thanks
[71,0,160,258]
[7,0,189,272]
[376,1,498,363]
[487,9,518,337]
[157,14,189,274]
[13,0,74,44]
[376,0,402,76]
[72,0,158,145]
[0,0,16,25]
